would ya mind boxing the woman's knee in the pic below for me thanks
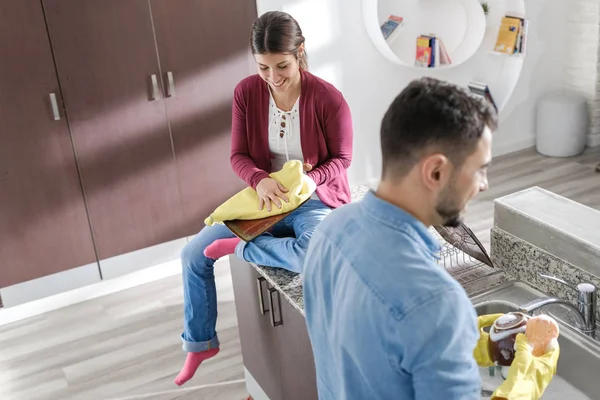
[181,240,207,272]
[181,225,232,274]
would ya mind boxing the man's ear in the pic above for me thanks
[420,153,451,190]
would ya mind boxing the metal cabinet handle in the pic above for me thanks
[256,277,269,315]
[150,74,159,100]
[268,287,283,327]
[166,71,176,97]
[49,93,60,120]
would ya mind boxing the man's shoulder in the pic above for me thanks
[315,202,363,237]
[305,202,365,267]
[347,237,468,316]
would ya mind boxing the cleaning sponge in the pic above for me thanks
[525,315,560,356]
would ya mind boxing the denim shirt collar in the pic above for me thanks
[360,190,442,256]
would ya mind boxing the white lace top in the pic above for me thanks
[267,91,319,200]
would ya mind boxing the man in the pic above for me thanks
[302,77,558,399]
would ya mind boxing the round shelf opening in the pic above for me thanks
[363,0,487,68]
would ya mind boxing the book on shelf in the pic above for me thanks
[380,15,404,40]
[493,15,529,56]
[468,81,498,112]
[415,33,451,68]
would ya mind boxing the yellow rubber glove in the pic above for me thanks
[491,333,560,400]
[473,313,504,367]
[204,160,317,226]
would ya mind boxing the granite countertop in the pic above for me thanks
[251,184,509,316]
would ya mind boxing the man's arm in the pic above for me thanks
[388,287,481,400]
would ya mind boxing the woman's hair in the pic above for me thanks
[250,11,308,70]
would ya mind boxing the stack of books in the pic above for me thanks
[415,34,452,68]
[494,15,528,56]
[380,15,404,41]
[468,81,498,112]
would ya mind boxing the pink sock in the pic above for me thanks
[174,348,220,386]
[204,237,241,259]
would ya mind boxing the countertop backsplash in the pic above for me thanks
[491,226,600,325]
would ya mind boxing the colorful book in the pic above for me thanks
[380,15,404,40]
[494,16,522,54]
[415,34,451,67]
[468,81,498,112]
[415,35,432,67]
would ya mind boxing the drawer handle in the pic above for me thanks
[256,277,269,315]
[268,287,283,327]
[49,93,60,120]
[166,71,176,97]
[150,74,159,100]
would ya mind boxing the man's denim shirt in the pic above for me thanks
[303,190,481,399]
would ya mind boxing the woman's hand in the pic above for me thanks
[256,178,289,211]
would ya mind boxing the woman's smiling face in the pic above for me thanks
[255,52,300,94]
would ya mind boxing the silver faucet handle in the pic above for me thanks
[539,273,597,307]
[538,273,576,290]
[539,273,597,292]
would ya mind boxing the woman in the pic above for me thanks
[175,10,353,386]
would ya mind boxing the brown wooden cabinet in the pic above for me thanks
[231,257,284,399]
[0,0,97,287]
[0,0,258,294]
[42,0,186,260]
[276,292,319,400]
[149,0,255,235]
[230,256,319,400]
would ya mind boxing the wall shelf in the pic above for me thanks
[487,50,524,58]
[363,0,486,69]
[362,0,528,115]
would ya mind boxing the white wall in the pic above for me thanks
[256,0,570,187]
[564,0,600,147]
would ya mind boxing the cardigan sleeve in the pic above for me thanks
[229,83,270,189]
[307,93,353,186]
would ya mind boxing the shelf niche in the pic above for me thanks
[363,0,487,69]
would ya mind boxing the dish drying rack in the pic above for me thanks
[430,226,506,288]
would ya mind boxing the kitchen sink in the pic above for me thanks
[470,280,600,399]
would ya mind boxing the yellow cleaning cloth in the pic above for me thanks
[204,160,317,226]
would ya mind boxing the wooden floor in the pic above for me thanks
[0,146,599,400]
[466,146,600,250]
[0,264,247,400]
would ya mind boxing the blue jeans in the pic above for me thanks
[180,199,332,352]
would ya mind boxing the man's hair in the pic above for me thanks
[380,77,498,180]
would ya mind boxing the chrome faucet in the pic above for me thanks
[519,273,597,337]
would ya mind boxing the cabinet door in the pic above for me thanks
[0,0,97,287]
[42,0,185,259]
[230,256,284,399]
[273,291,319,400]
[149,0,257,235]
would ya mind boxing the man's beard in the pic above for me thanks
[435,185,463,228]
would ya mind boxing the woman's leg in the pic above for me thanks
[176,223,235,385]
[235,200,332,273]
